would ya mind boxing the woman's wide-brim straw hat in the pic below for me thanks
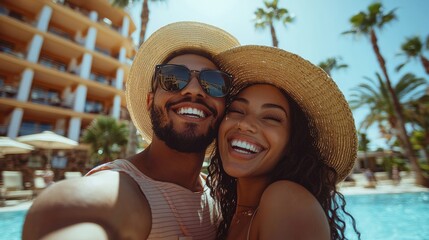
[214,45,357,182]
[126,21,240,143]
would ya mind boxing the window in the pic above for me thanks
[19,121,53,136]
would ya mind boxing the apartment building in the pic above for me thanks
[0,0,136,142]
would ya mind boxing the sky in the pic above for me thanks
[127,0,429,150]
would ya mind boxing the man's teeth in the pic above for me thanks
[231,140,261,154]
[177,107,205,118]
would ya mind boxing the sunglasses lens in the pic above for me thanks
[156,65,231,97]
[157,65,190,91]
[200,71,230,97]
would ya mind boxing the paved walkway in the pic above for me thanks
[338,172,429,195]
[0,200,33,212]
[1,172,428,213]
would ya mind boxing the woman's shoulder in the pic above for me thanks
[255,180,330,239]
[261,180,314,204]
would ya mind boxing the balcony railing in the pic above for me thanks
[0,6,35,26]
[0,44,25,59]
[84,101,104,114]
[0,85,18,98]
[94,46,111,57]
[89,72,113,86]
[30,93,61,107]
[39,56,67,72]
[48,26,73,40]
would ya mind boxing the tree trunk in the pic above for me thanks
[370,30,429,187]
[139,0,149,46]
[420,55,429,75]
[424,130,429,165]
[363,151,369,169]
[269,23,278,47]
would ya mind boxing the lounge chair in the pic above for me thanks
[1,171,33,201]
[64,171,82,179]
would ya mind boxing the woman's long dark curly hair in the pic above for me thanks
[207,83,360,240]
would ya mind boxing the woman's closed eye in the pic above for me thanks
[262,114,285,123]
[227,107,244,115]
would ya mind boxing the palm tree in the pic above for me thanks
[405,94,429,163]
[112,0,165,45]
[343,2,429,186]
[358,132,370,168]
[350,71,428,185]
[350,73,391,133]
[318,57,348,77]
[350,73,425,132]
[111,0,166,156]
[81,116,128,165]
[396,35,429,74]
[254,0,294,47]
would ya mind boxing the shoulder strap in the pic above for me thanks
[247,207,259,240]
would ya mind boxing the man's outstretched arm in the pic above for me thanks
[22,171,151,240]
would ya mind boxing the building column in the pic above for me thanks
[7,108,23,138]
[26,34,43,63]
[84,27,97,51]
[118,47,126,63]
[36,5,52,32]
[73,84,87,112]
[121,16,130,37]
[16,68,34,102]
[115,68,124,90]
[111,95,121,119]
[68,117,81,142]
[88,11,98,22]
[79,53,92,79]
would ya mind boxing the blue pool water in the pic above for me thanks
[0,210,27,240]
[0,192,428,239]
[345,192,429,240]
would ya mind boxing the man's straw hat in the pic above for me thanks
[214,45,357,182]
[126,22,240,143]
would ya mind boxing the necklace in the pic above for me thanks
[233,205,258,224]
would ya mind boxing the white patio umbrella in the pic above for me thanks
[0,137,34,157]
[17,131,78,165]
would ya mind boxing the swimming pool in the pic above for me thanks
[345,192,429,240]
[0,210,26,240]
[0,192,428,239]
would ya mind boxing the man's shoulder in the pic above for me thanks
[29,171,124,213]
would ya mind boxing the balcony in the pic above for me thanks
[19,121,53,136]
[0,41,25,59]
[0,124,7,136]
[0,85,18,98]
[84,100,104,114]
[0,5,35,27]
[39,55,67,72]
[94,46,111,57]
[99,17,121,35]
[30,92,61,107]
[48,26,73,41]
[29,87,74,109]
[89,72,113,86]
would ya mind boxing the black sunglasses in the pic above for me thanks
[153,64,233,98]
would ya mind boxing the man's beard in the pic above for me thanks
[150,105,217,153]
